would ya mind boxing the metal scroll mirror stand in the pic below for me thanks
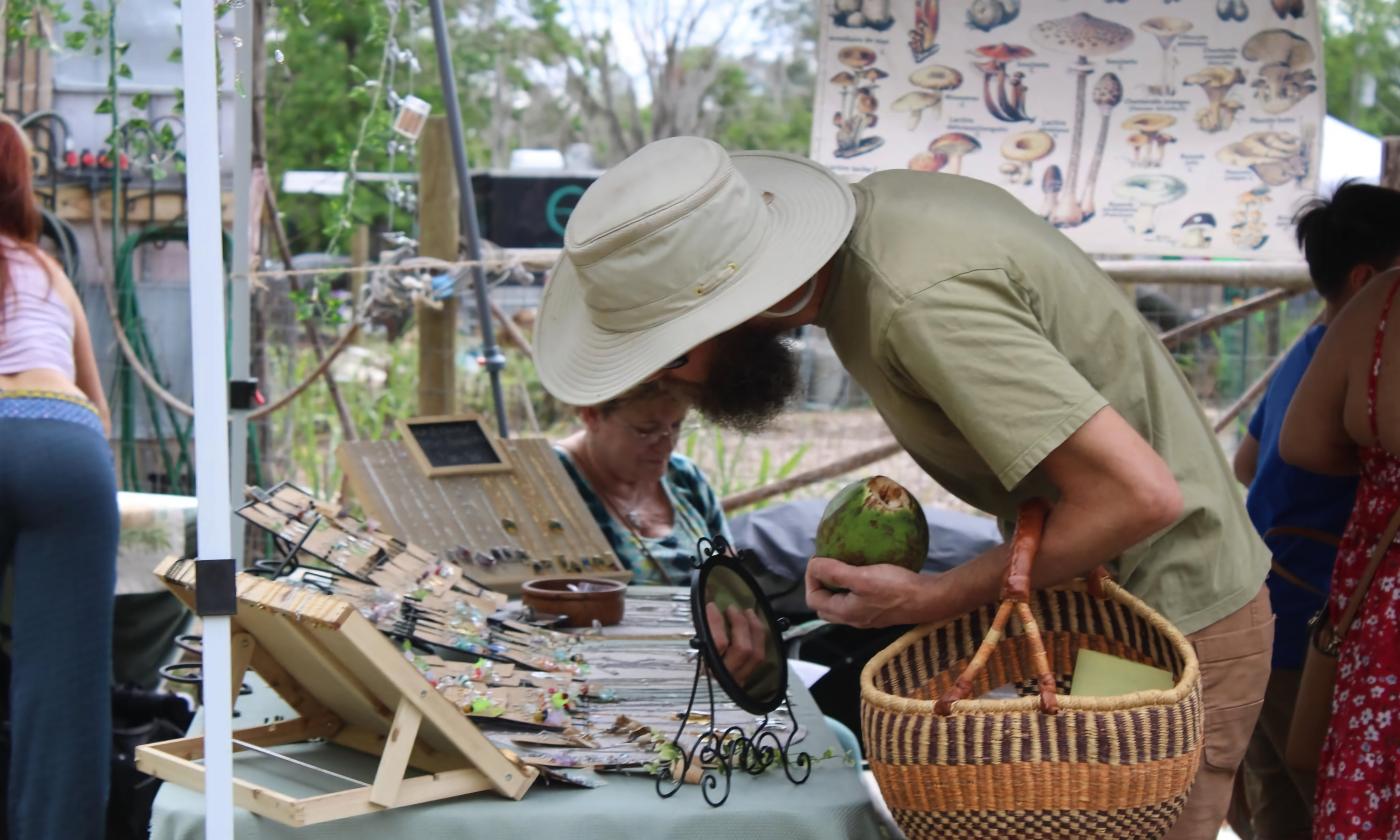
[656,536,814,806]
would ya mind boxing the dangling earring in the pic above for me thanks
[758,280,816,319]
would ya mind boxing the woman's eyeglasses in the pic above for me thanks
[661,354,689,371]
[625,421,702,445]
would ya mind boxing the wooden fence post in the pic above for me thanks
[417,117,458,416]
[350,224,370,313]
[1384,137,1400,191]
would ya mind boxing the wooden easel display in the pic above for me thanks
[135,558,539,827]
[338,417,631,594]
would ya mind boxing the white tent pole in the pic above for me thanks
[179,0,236,835]
[229,0,255,560]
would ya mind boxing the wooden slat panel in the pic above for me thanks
[337,438,629,594]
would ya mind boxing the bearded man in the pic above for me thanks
[533,136,1270,840]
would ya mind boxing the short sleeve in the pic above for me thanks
[882,269,1108,490]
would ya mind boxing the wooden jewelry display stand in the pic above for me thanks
[135,557,539,827]
[337,413,631,594]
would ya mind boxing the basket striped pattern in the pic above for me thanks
[861,579,1202,839]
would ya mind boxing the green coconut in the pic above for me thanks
[815,475,929,573]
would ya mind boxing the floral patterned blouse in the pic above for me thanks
[554,448,732,586]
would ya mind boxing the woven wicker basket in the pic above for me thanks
[860,504,1203,839]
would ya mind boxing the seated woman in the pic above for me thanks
[555,382,731,585]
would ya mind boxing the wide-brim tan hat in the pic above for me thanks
[535,137,856,407]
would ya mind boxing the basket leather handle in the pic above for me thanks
[935,499,1109,716]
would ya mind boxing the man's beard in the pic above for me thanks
[667,329,800,433]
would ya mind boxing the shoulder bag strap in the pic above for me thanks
[1263,526,1340,599]
[1335,503,1400,641]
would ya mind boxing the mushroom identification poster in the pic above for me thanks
[809,0,1324,259]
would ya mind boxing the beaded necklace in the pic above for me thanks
[567,445,709,586]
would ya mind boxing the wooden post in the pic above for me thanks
[1383,137,1400,191]
[417,117,458,416]
[350,224,370,311]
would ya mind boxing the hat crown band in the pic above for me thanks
[567,145,770,332]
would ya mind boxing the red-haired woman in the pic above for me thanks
[0,114,117,838]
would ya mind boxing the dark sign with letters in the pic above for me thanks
[398,415,512,478]
[471,173,597,249]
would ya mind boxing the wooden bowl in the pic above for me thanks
[521,577,627,627]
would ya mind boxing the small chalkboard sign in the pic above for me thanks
[397,414,513,478]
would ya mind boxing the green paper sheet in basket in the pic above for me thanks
[1068,649,1174,697]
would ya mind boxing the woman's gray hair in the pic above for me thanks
[585,381,688,417]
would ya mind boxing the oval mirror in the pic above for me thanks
[691,552,788,716]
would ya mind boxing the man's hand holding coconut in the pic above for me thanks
[534,137,1272,840]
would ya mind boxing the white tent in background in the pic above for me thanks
[1320,115,1385,189]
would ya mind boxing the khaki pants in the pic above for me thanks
[1164,586,1275,840]
[1239,669,1316,839]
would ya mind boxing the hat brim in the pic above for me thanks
[535,151,856,407]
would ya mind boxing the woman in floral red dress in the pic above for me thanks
[1284,268,1400,840]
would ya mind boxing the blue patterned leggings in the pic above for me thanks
[0,392,117,839]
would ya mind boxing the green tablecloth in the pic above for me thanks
[149,667,888,840]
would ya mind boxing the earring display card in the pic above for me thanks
[337,436,632,594]
[228,483,810,790]
[136,558,538,826]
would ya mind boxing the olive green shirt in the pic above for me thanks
[816,170,1268,635]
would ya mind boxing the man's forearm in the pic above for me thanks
[920,496,1169,621]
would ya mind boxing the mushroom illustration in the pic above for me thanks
[1220,99,1246,129]
[861,67,890,87]
[1122,113,1176,167]
[1127,133,1150,164]
[928,132,980,175]
[909,150,948,172]
[859,0,894,29]
[1217,0,1249,22]
[1272,0,1304,19]
[1179,212,1217,249]
[1001,130,1055,186]
[831,71,859,120]
[892,91,940,130]
[1041,165,1063,220]
[1152,132,1177,166]
[831,50,887,159]
[1218,131,1309,187]
[970,43,1035,122]
[1115,174,1187,237]
[1007,72,1029,121]
[839,46,878,71]
[967,0,1019,33]
[1031,13,1135,229]
[905,65,964,124]
[1242,29,1317,114]
[1184,66,1246,133]
[834,0,893,30]
[909,0,940,62]
[1141,17,1193,96]
[1081,72,1123,221]
[1231,187,1272,250]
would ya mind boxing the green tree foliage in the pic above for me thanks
[1323,0,1400,137]
[265,0,567,250]
[261,0,823,252]
[265,0,398,250]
